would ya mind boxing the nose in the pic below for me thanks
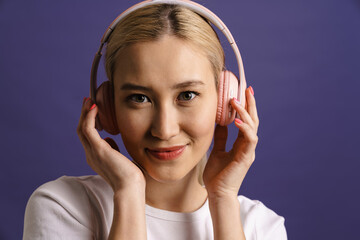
[150,103,180,141]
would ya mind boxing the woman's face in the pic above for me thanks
[113,35,218,183]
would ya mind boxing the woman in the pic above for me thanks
[23,2,287,239]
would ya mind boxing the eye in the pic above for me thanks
[177,91,199,101]
[128,94,150,103]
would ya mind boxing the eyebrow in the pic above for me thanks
[120,80,205,91]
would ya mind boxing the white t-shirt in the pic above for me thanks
[23,175,287,239]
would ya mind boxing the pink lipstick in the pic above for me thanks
[146,145,186,161]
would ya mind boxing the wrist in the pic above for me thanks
[206,187,238,202]
[110,184,147,240]
[112,172,146,195]
[208,192,238,206]
[207,192,244,240]
[112,187,146,220]
[113,184,145,201]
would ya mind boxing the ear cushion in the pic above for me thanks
[216,70,240,126]
[95,81,119,135]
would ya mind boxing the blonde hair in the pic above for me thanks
[105,3,225,185]
[105,4,224,84]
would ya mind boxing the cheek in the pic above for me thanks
[116,108,150,148]
[184,96,218,142]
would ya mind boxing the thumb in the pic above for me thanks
[212,124,228,152]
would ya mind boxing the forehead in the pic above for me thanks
[112,35,215,90]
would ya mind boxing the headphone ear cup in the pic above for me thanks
[95,81,119,135]
[216,70,240,126]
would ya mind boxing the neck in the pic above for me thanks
[144,168,208,213]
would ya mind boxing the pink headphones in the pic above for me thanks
[90,0,247,135]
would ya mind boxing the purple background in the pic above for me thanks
[1,0,359,239]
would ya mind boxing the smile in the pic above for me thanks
[146,145,186,161]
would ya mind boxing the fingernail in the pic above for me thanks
[90,104,96,110]
[233,97,240,104]
[235,118,243,124]
[83,97,90,105]
[249,86,254,96]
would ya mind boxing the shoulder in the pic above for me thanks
[237,195,287,240]
[23,175,113,239]
[26,175,112,221]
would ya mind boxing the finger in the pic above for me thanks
[212,124,228,152]
[104,137,120,152]
[231,98,254,127]
[82,97,88,105]
[234,119,258,144]
[77,97,92,147]
[79,97,92,122]
[234,118,245,139]
[78,97,94,132]
[245,87,259,128]
[81,103,104,150]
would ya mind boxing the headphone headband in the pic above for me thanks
[90,0,246,105]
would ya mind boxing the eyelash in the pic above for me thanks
[126,91,200,104]
[177,91,200,102]
[127,94,150,103]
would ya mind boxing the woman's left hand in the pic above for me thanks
[203,86,259,199]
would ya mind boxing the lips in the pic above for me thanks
[146,145,186,161]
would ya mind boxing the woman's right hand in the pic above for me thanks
[77,97,146,193]
[78,98,147,239]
